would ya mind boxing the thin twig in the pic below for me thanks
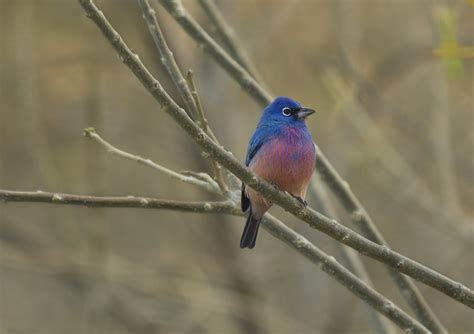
[137,0,198,119]
[83,127,220,193]
[155,0,453,329]
[186,69,218,142]
[0,187,431,333]
[78,0,474,308]
[186,69,230,195]
[196,0,266,87]
[0,189,238,213]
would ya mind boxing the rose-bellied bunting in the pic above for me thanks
[241,97,316,249]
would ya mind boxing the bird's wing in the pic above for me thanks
[242,129,268,212]
[245,130,266,166]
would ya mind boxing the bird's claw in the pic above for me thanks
[290,193,307,207]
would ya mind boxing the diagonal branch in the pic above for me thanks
[185,69,218,142]
[78,0,474,308]
[186,69,230,196]
[137,0,198,120]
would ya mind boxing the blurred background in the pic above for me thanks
[0,0,473,333]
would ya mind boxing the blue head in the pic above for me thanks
[259,96,315,128]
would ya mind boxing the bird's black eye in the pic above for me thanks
[282,107,292,117]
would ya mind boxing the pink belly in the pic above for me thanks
[249,138,315,198]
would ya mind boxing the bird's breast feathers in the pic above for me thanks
[249,126,315,195]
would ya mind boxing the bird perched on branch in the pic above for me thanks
[241,96,316,248]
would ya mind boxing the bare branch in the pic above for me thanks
[83,127,220,193]
[186,69,230,195]
[0,189,238,213]
[137,0,198,119]
[185,69,218,142]
[78,0,474,308]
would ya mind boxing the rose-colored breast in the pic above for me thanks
[247,127,315,217]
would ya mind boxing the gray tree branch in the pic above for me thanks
[137,0,198,120]
[0,189,238,213]
[186,69,230,196]
[83,127,220,194]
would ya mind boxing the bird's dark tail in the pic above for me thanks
[240,211,261,249]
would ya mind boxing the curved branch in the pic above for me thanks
[77,0,474,308]
[137,0,198,120]
[186,69,230,196]
[83,127,220,193]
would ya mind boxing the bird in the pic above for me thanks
[240,96,316,249]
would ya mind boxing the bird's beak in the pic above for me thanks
[297,107,316,119]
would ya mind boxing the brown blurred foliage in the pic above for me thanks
[0,0,473,333]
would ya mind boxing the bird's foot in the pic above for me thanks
[289,193,307,207]
[267,183,281,205]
